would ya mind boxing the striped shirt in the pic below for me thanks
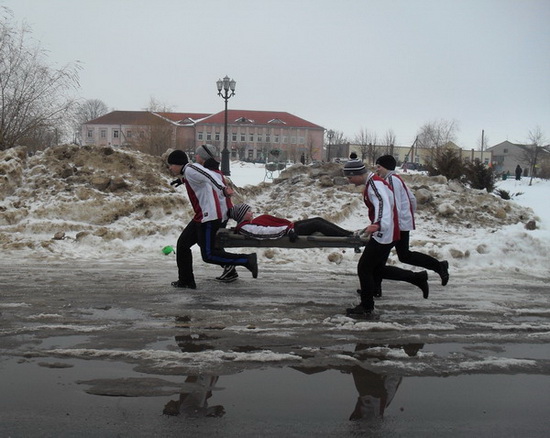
[182,163,227,223]
[385,171,416,231]
[363,174,399,244]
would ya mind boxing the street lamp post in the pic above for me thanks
[327,129,334,162]
[216,75,236,176]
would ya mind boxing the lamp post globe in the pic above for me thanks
[216,76,236,176]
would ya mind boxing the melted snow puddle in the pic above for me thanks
[1,357,549,437]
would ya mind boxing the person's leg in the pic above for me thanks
[294,217,353,237]
[216,219,238,281]
[173,221,198,288]
[381,265,430,299]
[394,231,449,285]
[198,220,258,278]
[355,240,393,312]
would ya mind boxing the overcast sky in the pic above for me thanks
[3,0,549,148]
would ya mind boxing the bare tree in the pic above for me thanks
[524,126,546,186]
[131,117,175,156]
[325,129,347,161]
[0,9,81,150]
[123,97,177,155]
[72,99,109,144]
[144,96,174,112]
[416,119,459,163]
[383,129,396,155]
[305,137,316,163]
[354,128,369,161]
[354,128,378,163]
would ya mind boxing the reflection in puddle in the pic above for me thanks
[349,343,422,420]
[159,365,550,435]
[2,341,549,436]
[175,334,219,353]
[163,376,225,418]
[162,343,425,421]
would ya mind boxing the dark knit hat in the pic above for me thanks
[228,203,252,223]
[167,150,189,166]
[196,144,219,162]
[343,159,367,176]
[375,155,396,171]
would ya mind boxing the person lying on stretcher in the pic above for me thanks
[215,203,364,283]
[228,203,358,242]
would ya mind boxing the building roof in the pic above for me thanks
[84,110,212,126]
[156,112,212,124]
[196,110,324,130]
[84,111,164,125]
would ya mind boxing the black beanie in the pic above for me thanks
[167,150,189,166]
[375,155,396,171]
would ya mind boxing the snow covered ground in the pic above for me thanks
[1,146,549,435]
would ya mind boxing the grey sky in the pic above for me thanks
[3,0,549,148]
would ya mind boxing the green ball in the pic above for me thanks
[162,245,174,255]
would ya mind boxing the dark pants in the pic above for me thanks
[176,219,251,283]
[394,231,441,273]
[358,239,420,311]
[293,217,352,237]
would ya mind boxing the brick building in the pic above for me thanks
[81,109,325,162]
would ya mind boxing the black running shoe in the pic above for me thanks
[216,265,238,282]
[245,253,258,278]
[439,261,449,286]
[413,271,429,299]
[171,280,197,289]
[346,304,376,320]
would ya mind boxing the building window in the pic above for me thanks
[127,130,132,138]
[257,134,263,143]
[100,129,106,138]
[249,134,254,142]
[503,148,508,153]
[232,132,237,142]
[198,132,204,140]
[274,135,279,143]
[282,136,288,144]
[206,132,212,141]
[266,134,271,143]
[113,130,119,138]
[240,133,246,142]
[291,137,297,144]
[87,129,93,138]
[298,137,305,144]
[248,149,254,160]
[215,132,220,141]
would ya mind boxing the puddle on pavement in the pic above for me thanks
[1,356,549,436]
[2,339,550,436]
[39,335,92,349]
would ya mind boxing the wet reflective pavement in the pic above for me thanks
[1,260,549,436]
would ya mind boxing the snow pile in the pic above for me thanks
[1,144,548,280]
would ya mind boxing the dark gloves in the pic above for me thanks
[170,178,183,187]
[288,229,298,242]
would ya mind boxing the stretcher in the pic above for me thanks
[216,228,368,251]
